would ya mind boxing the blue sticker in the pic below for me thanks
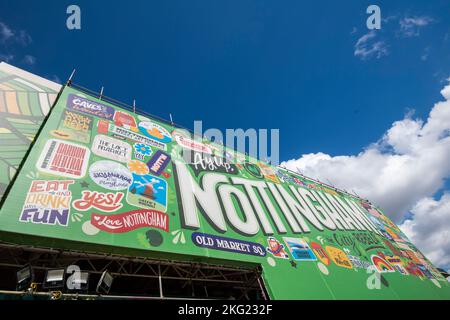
[282,237,317,261]
[67,94,115,120]
[147,150,171,176]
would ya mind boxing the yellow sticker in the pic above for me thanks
[326,246,353,269]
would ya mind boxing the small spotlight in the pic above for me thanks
[43,268,66,289]
[96,270,114,294]
[16,265,34,291]
[67,271,90,293]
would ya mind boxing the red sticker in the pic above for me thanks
[91,209,169,233]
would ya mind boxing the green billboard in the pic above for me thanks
[0,85,449,299]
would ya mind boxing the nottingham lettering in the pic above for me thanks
[173,160,379,237]
[123,211,167,230]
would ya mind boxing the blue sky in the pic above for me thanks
[0,0,448,160]
[2,1,450,269]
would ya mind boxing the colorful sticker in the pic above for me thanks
[310,241,331,266]
[385,227,401,241]
[173,133,213,154]
[243,162,264,179]
[326,246,353,269]
[107,123,166,150]
[258,162,280,183]
[403,250,423,265]
[50,129,73,140]
[36,139,90,179]
[92,134,132,163]
[67,94,115,120]
[134,143,152,160]
[127,173,167,212]
[56,110,93,144]
[321,187,339,196]
[89,160,133,191]
[275,170,306,186]
[147,150,171,176]
[19,180,74,227]
[381,230,394,241]
[97,120,110,135]
[275,170,290,183]
[383,239,402,256]
[283,237,317,261]
[417,264,434,279]
[266,237,289,259]
[405,262,425,278]
[128,160,149,175]
[138,121,172,143]
[371,254,395,273]
[348,255,371,270]
[114,111,137,128]
[384,255,408,275]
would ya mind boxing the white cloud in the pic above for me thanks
[399,16,433,37]
[22,55,36,65]
[400,193,450,268]
[0,20,31,45]
[353,15,436,60]
[0,22,14,42]
[16,30,32,46]
[282,80,450,223]
[354,31,389,60]
[0,20,33,65]
[282,80,450,268]
[421,47,430,61]
[441,78,450,99]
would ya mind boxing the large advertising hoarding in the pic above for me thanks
[0,85,449,299]
[0,62,61,201]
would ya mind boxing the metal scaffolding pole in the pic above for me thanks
[0,241,267,300]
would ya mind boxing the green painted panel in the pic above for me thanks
[0,86,449,299]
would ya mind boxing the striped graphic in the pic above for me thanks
[0,63,61,201]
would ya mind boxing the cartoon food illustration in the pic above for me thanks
[50,130,71,139]
[148,127,164,140]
